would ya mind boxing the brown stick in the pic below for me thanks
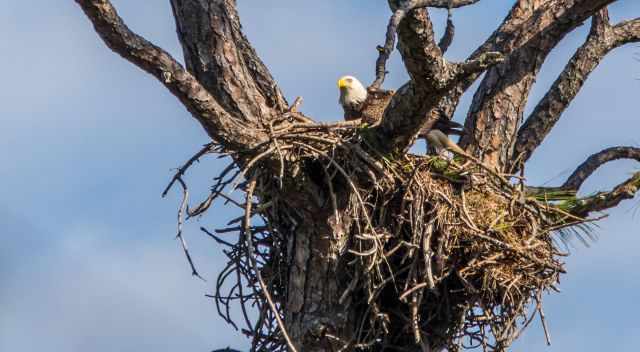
[243,175,298,352]
[162,143,215,197]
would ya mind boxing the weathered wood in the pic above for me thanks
[460,0,614,167]
[170,0,288,123]
[375,5,502,155]
[75,0,266,150]
[513,11,640,169]
[563,146,640,190]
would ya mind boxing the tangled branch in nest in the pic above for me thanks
[165,114,599,352]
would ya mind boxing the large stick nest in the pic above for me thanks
[171,116,593,352]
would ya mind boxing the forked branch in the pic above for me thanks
[170,0,288,121]
[374,1,499,154]
[75,0,265,150]
[370,0,481,90]
[460,0,614,167]
[513,12,640,169]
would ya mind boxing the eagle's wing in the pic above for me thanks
[360,89,394,125]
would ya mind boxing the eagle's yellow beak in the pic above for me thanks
[337,78,347,89]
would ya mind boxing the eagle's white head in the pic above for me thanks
[338,75,367,111]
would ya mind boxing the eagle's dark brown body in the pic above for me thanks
[343,89,395,125]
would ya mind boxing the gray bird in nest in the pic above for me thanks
[420,114,466,156]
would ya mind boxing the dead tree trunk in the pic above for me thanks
[76,1,640,351]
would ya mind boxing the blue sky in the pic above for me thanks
[1,1,639,351]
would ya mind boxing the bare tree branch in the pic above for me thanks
[162,143,215,198]
[460,0,614,167]
[373,3,500,154]
[438,8,455,54]
[75,0,265,150]
[371,7,448,153]
[563,146,640,190]
[611,16,640,46]
[529,147,640,217]
[373,1,610,157]
[370,0,481,90]
[513,12,640,169]
[455,52,505,77]
[524,147,640,217]
[170,0,288,122]
[571,172,640,217]
[432,1,590,122]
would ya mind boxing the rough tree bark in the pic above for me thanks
[76,0,640,351]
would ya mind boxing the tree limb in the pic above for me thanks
[570,172,640,217]
[513,12,640,169]
[432,1,591,123]
[438,9,455,54]
[373,0,609,157]
[563,146,640,190]
[455,52,505,78]
[75,0,265,150]
[540,147,640,217]
[170,0,288,123]
[460,0,614,168]
[373,2,499,154]
[522,147,640,225]
[370,0,481,90]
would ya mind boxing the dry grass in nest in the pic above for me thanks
[166,118,592,352]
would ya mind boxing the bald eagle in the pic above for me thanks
[337,75,465,155]
[337,75,393,125]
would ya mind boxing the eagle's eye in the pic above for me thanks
[346,78,353,83]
